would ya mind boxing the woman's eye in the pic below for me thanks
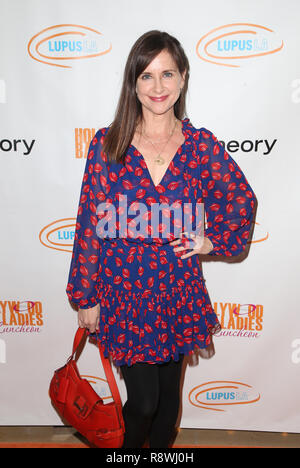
[141,74,151,80]
[164,72,173,77]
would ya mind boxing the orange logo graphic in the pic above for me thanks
[196,23,283,67]
[189,381,260,411]
[39,218,267,253]
[80,375,112,401]
[28,24,112,68]
[39,218,76,252]
[213,302,264,339]
[249,221,269,244]
[75,128,96,158]
[0,300,43,332]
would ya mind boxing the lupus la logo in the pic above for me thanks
[39,218,75,253]
[249,221,269,244]
[28,24,112,68]
[196,23,283,67]
[45,202,204,248]
[80,375,112,401]
[0,301,44,333]
[213,302,264,339]
[189,381,260,411]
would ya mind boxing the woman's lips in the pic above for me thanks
[149,95,168,102]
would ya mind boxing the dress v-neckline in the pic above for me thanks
[129,119,189,191]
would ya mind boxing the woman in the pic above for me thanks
[66,30,256,448]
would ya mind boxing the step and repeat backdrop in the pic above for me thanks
[1,0,300,432]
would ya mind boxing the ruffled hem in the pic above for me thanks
[91,277,221,367]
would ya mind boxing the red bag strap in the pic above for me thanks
[71,328,124,427]
[72,327,87,354]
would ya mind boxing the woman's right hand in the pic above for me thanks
[78,304,100,333]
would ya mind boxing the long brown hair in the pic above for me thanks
[103,30,190,164]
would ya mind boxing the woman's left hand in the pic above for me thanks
[170,231,214,259]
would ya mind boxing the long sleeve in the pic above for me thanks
[199,128,256,257]
[66,128,109,308]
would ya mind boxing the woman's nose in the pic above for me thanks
[153,77,164,94]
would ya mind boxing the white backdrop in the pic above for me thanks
[1,0,300,432]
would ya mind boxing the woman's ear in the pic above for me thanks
[180,69,187,89]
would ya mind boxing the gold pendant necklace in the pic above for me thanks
[142,119,177,165]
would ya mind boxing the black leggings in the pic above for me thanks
[120,355,184,448]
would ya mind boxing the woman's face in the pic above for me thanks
[135,49,186,118]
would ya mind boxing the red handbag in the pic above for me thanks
[49,327,125,448]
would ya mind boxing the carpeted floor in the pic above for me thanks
[0,443,271,448]
[0,427,299,448]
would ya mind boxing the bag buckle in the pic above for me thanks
[73,396,89,417]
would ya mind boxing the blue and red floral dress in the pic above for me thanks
[66,118,255,366]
